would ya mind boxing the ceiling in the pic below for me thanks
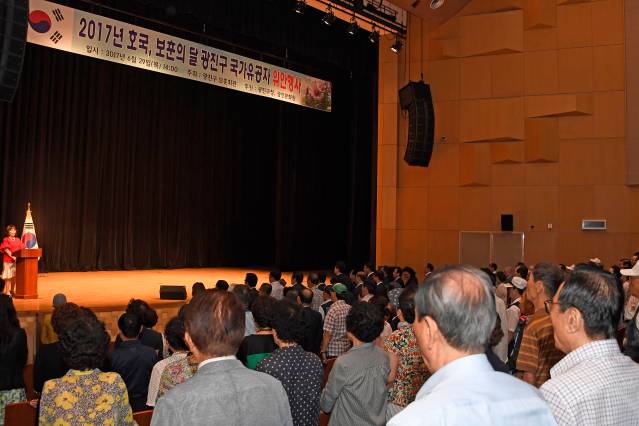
[385,0,472,26]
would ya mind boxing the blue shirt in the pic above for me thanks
[388,354,557,426]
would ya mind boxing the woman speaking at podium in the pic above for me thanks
[1,225,25,296]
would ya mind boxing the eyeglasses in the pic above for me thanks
[544,299,554,314]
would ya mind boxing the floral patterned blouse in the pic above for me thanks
[39,369,135,426]
[383,326,430,407]
[157,354,198,398]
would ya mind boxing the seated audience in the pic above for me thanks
[39,312,135,426]
[320,284,352,360]
[384,288,429,421]
[388,265,556,425]
[0,295,27,425]
[237,295,277,369]
[33,302,82,393]
[151,291,292,425]
[191,282,205,297]
[297,288,323,354]
[109,312,158,411]
[257,301,323,426]
[320,302,389,426]
[233,284,256,336]
[40,293,67,344]
[541,267,639,425]
[517,263,565,387]
[157,352,198,399]
[117,299,164,358]
[215,279,229,291]
[147,316,189,407]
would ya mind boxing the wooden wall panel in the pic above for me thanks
[460,98,525,142]
[558,47,593,93]
[557,3,592,48]
[525,118,559,163]
[459,10,524,57]
[460,144,491,186]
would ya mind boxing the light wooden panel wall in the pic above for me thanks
[377,0,639,270]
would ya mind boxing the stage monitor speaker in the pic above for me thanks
[501,214,514,232]
[159,285,187,300]
[0,0,28,103]
[398,81,435,167]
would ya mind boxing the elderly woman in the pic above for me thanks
[39,311,135,426]
[0,295,27,425]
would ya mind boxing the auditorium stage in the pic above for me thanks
[13,267,271,314]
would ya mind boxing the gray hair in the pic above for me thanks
[416,265,496,352]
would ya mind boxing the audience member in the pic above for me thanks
[257,301,323,426]
[317,271,328,290]
[269,270,284,300]
[423,262,434,282]
[244,273,258,290]
[359,281,374,302]
[157,352,198,399]
[121,299,164,358]
[622,262,639,322]
[388,265,556,425]
[332,261,353,292]
[363,262,375,282]
[370,295,393,343]
[489,262,498,274]
[260,282,273,296]
[147,316,189,407]
[505,276,527,342]
[307,273,324,313]
[321,283,352,360]
[237,295,277,369]
[291,271,305,292]
[39,312,135,426]
[233,284,256,336]
[0,295,27,424]
[33,302,82,393]
[40,293,67,344]
[191,282,205,297]
[109,312,158,411]
[215,279,229,291]
[320,302,389,426]
[151,291,292,426]
[320,286,334,316]
[298,288,323,355]
[384,288,429,420]
[485,314,510,373]
[541,267,639,425]
[517,263,565,387]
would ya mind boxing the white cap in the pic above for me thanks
[621,262,639,277]
[511,276,527,290]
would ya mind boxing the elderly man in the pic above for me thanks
[151,291,292,426]
[388,265,556,425]
[541,266,639,425]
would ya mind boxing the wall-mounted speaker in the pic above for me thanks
[0,0,28,102]
[398,81,435,167]
[501,214,514,232]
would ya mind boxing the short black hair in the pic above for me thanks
[516,264,529,280]
[558,266,624,339]
[364,262,375,271]
[299,288,314,305]
[361,281,375,296]
[126,299,158,328]
[59,315,109,370]
[346,302,384,343]
[164,316,188,352]
[272,302,304,344]
[118,312,141,338]
[215,280,229,291]
[323,285,334,295]
[496,271,507,284]
[245,273,258,288]
[251,295,275,328]
[291,271,304,284]
[260,283,272,295]
[318,271,327,282]
[308,273,319,286]
[532,262,563,298]
[427,263,435,272]
[398,288,416,324]
[489,262,497,271]
[192,282,205,297]
[481,268,496,286]
[232,284,251,308]
[284,288,299,303]
[335,261,347,274]
[269,270,282,281]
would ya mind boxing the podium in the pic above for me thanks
[15,248,42,299]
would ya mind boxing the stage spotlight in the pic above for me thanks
[322,6,336,26]
[368,27,380,43]
[294,0,306,14]
[430,0,445,9]
[390,37,403,53]
[346,16,359,35]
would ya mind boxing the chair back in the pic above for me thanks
[133,409,154,426]
[4,402,37,426]
[321,357,336,389]
[319,411,330,426]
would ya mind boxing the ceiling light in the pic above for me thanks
[322,6,336,26]
[430,0,445,9]
[368,27,380,43]
[346,16,359,35]
[390,37,403,53]
[294,0,306,14]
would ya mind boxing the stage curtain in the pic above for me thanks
[0,1,377,272]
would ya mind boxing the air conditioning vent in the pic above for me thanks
[582,220,607,231]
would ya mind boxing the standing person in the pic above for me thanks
[0,295,27,425]
[237,295,278,369]
[0,225,24,296]
[388,266,556,426]
[320,284,352,360]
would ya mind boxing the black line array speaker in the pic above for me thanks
[398,81,435,167]
[0,0,28,103]
[159,285,187,300]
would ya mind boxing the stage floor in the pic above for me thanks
[13,267,271,313]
